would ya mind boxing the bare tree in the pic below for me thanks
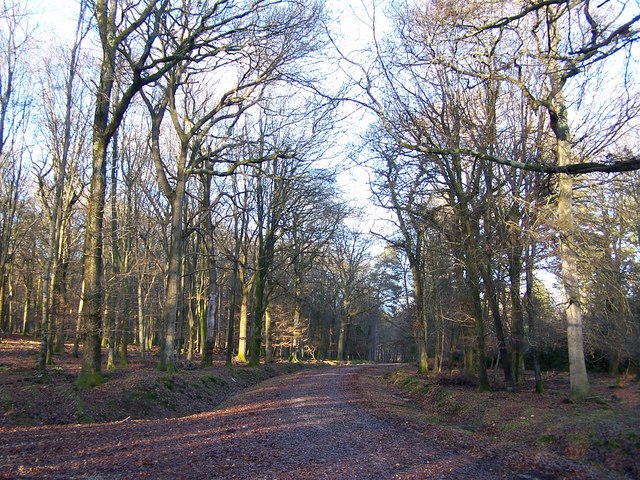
[78,0,281,383]
[0,0,31,337]
[141,0,328,371]
[34,0,89,371]
[350,0,640,398]
[329,229,373,362]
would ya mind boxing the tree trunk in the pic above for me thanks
[225,261,239,367]
[525,244,543,394]
[337,315,347,361]
[201,290,216,365]
[159,172,186,372]
[558,166,590,399]
[460,211,491,391]
[106,298,115,370]
[412,264,428,374]
[137,277,145,360]
[469,282,491,391]
[21,289,30,335]
[291,283,302,362]
[202,259,217,367]
[482,267,515,391]
[78,0,119,386]
[546,8,590,400]
[249,167,277,367]
[78,134,109,386]
[119,314,129,367]
[265,305,273,363]
[196,298,205,361]
[236,272,250,363]
[509,245,525,386]
[249,246,271,366]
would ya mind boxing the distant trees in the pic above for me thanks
[0,0,366,368]
[35,0,89,371]
[351,0,640,396]
[0,0,31,337]
[70,0,332,378]
[0,0,638,401]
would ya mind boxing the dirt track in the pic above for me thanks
[0,365,626,479]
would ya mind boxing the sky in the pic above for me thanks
[28,0,394,246]
[24,0,569,293]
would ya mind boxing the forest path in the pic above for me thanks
[0,365,600,479]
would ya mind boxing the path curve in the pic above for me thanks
[0,365,595,479]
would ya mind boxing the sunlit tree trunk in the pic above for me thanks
[79,128,109,384]
[137,275,146,360]
[237,264,251,363]
[225,197,242,366]
[78,0,118,385]
[291,281,302,361]
[265,305,273,363]
[337,314,348,361]
[225,261,239,366]
[547,13,590,400]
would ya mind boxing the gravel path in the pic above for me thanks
[0,365,568,479]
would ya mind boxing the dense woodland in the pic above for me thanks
[0,0,639,399]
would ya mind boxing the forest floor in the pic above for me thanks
[0,335,638,479]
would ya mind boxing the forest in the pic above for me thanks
[0,0,639,404]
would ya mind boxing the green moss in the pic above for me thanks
[156,361,178,373]
[233,367,255,379]
[444,402,463,414]
[74,400,95,423]
[76,371,104,388]
[76,412,95,423]
[160,375,175,390]
[205,375,227,386]
[501,419,530,432]
[390,369,433,398]
[567,431,591,450]
[0,393,15,413]
[626,431,640,448]
[411,384,430,396]
[391,369,410,383]
[537,434,556,446]
[435,391,464,414]
[145,390,160,401]
[602,438,622,450]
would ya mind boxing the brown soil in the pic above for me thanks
[354,365,639,479]
[0,336,306,427]
[0,337,638,479]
